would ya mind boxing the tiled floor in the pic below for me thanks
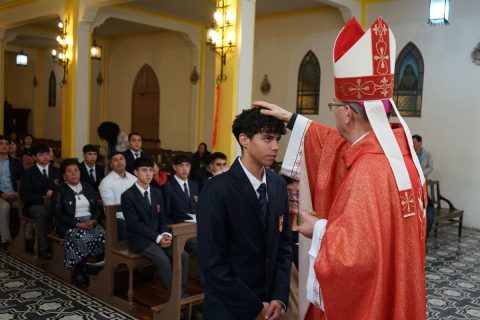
[427,227,480,319]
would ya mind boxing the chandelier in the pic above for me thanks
[206,0,236,82]
[51,17,72,83]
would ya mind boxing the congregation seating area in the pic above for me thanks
[28,138,192,175]
[2,137,204,319]
[7,202,203,319]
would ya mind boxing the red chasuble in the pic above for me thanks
[303,122,426,320]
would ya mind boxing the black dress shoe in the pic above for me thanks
[39,251,53,259]
[74,274,89,288]
[73,264,89,288]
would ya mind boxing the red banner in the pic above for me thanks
[212,83,221,149]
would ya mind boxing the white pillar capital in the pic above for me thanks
[317,0,361,22]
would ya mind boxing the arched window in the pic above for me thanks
[394,42,424,117]
[297,50,320,115]
[48,71,56,107]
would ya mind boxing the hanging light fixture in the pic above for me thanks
[428,0,450,25]
[206,0,236,82]
[90,30,102,60]
[16,50,28,66]
[51,16,72,83]
[16,37,28,67]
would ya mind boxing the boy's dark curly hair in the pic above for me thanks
[232,108,286,148]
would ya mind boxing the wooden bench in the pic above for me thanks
[427,179,464,237]
[88,204,154,314]
[151,222,204,320]
[9,199,40,265]
[47,233,72,282]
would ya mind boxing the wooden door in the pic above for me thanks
[131,64,159,140]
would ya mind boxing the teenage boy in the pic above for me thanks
[163,154,199,225]
[121,157,188,297]
[20,144,61,259]
[197,108,292,320]
[80,144,105,191]
[123,133,144,174]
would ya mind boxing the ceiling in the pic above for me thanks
[128,0,328,24]
[6,0,332,48]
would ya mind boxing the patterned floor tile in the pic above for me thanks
[0,250,134,320]
[427,227,480,319]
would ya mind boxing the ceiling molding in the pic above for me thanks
[0,0,39,11]
[318,0,361,22]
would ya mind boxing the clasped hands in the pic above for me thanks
[159,235,172,248]
[76,220,96,230]
[256,300,283,320]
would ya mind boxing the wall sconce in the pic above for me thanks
[96,71,104,86]
[190,66,199,84]
[428,0,450,25]
[261,75,271,95]
[206,0,235,82]
[90,30,102,60]
[16,50,28,67]
[32,75,38,88]
[51,16,72,83]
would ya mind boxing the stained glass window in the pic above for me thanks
[48,71,56,107]
[297,50,320,115]
[394,42,424,117]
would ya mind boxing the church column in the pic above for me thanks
[73,19,92,157]
[60,0,78,158]
[0,28,6,133]
[213,0,256,161]
[61,0,97,158]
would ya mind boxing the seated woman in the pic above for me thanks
[191,142,211,173]
[52,158,105,288]
[151,161,168,189]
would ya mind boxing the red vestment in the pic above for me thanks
[303,122,426,320]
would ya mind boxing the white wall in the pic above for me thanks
[4,49,35,133]
[253,1,480,228]
[106,31,195,151]
[4,47,61,139]
[253,8,344,153]
[367,0,480,227]
[40,48,62,140]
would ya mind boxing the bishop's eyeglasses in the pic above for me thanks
[328,102,358,113]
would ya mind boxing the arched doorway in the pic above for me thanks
[131,64,160,148]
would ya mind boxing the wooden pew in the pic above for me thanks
[9,198,40,265]
[151,222,204,320]
[88,204,153,313]
[47,233,72,282]
[427,179,464,237]
[44,196,72,282]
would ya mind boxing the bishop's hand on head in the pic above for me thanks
[252,101,292,123]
